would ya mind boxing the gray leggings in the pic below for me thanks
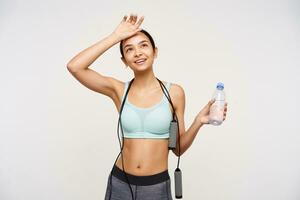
[104,165,173,200]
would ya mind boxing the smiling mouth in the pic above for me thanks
[134,58,147,65]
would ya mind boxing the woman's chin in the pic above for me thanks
[133,63,151,71]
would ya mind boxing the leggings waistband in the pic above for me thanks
[111,164,170,186]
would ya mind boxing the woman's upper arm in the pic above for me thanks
[67,67,124,101]
[170,84,186,156]
[172,84,186,136]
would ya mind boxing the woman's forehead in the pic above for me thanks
[123,32,150,47]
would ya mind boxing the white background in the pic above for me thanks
[1,0,299,199]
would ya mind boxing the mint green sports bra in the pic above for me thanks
[120,81,173,139]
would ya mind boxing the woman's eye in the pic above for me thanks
[141,44,148,47]
[126,48,132,52]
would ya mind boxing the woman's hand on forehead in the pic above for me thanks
[112,14,144,41]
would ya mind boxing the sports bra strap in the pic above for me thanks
[166,82,171,91]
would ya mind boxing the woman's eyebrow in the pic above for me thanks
[124,40,149,49]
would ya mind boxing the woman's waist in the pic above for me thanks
[115,158,168,175]
[115,139,169,175]
[115,151,168,176]
[111,163,170,186]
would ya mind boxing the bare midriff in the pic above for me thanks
[115,138,169,176]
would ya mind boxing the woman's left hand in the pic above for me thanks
[196,99,228,125]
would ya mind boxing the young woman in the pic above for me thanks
[67,14,228,200]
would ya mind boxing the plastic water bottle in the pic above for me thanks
[209,82,225,126]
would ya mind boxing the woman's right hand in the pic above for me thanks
[112,14,144,41]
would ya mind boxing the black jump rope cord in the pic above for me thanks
[108,77,181,200]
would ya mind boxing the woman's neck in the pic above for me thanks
[132,70,159,92]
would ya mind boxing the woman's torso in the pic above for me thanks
[112,80,173,176]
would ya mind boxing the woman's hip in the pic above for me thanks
[111,164,170,185]
[104,164,173,200]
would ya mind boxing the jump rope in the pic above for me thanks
[108,77,182,199]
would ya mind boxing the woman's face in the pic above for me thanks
[121,32,157,71]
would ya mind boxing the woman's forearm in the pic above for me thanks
[66,33,121,71]
[173,117,204,156]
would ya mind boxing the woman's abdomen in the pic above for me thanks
[115,138,169,176]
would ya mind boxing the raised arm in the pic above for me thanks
[66,14,144,99]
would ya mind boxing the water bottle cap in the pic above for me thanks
[216,82,224,90]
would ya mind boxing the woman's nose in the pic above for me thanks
[134,48,142,57]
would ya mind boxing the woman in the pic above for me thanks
[67,14,228,200]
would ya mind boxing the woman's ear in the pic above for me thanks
[154,47,158,58]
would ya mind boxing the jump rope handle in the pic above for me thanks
[168,120,178,149]
[174,168,183,199]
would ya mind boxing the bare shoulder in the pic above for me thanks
[170,83,185,99]
[169,82,186,110]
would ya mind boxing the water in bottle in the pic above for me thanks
[209,82,225,126]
